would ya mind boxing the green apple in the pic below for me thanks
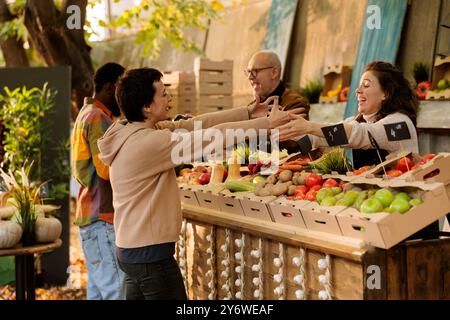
[409,198,423,207]
[437,79,450,90]
[394,192,411,202]
[388,198,411,214]
[374,189,394,208]
[360,198,384,214]
[321,196,337,206]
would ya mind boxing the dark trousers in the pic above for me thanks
[118,257,187,300]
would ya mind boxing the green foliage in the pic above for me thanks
[0,83,54,181]
[0,16,27,42]
[412,62,429,85]
[0,163,41,242]
[301,80,324,104]
[108,0,225,60]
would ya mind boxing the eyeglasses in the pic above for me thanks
[244,66,274,78]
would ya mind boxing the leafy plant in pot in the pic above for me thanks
[0,163,45,246]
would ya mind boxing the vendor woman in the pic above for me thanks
[277,61,419,168]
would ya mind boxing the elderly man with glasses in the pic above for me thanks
[245,50,309,118]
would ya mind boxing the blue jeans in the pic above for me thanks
[79,221,124,300]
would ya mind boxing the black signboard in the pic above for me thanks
[384,122,411,141]
[321,123,349,146]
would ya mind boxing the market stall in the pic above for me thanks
[175,152,450,300]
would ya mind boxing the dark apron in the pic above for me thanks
[352,148,389,169]
[352,148,440,242]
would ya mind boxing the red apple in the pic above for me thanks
[198,173,211,185]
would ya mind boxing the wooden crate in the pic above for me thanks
[195,58,234,115]
[182,204,450,300]
[163,71,197,117]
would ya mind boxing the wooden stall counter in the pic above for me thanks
[180,204,450,300]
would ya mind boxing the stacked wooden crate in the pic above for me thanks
[195,58,233,114]
[163,71,196,118]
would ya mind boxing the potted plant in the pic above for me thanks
[0,163,61,246]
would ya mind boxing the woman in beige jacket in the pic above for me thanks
[97,67,301,300]
[277,61,419,169]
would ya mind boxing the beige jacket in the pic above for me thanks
[98,107,269,248]
[311,112,419,154]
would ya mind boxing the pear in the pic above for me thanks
[353,191,368,211]
[316,188,334,204]
[321,196,337,206]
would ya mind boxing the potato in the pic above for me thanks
[272,183,288,196]
[294,172,308,185]
[278,170,293,182]
[285,181,293,187]
[254,182,266,196]
[259,187,272,197]
[287,185,297,196]
[266,174,278,185]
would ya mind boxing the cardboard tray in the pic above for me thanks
[268,197,307,229]
[300,201,347,236]
[336,178,450,249]
[179,184,200,206]
[223,191,276,222]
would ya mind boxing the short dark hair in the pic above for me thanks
[358,61,418,126]
[115,68,163,122]
[94,62,126,93]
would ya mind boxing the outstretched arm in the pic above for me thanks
[277,113,353,141]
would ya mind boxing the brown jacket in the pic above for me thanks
[98,106,269,248]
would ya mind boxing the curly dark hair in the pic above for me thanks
[355,61,418,126]
[115,68,163,122]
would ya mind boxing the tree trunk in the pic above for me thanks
[0,0,29,67]
[23,0,94,119]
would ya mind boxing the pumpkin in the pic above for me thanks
[0,206,17,220]
[0,220,23,249]
[34,217,62,243]
[0,191,10,207]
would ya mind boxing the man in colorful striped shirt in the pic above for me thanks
[71,63,125,300]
